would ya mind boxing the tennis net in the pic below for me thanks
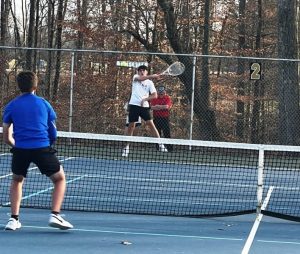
[0,129,299,221]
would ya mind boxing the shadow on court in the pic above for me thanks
[0,207,299,254]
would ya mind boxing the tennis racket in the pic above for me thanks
[161,62,185,76]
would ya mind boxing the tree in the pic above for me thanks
[45,0,55,98]
[250,0,264,144]
[199,0,221,140]
[158,0,220,140]
[9,0,22,47]
[0,0,9,46]
[32,0,40,73]
[53,0,67,101]
[0,0,10,103]
[25,0,36,69]
[2,0,300,144]
[277,0,300,145]
[235,0,246,139]
[75,0,88,71]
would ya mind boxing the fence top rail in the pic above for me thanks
[1,46,300,62]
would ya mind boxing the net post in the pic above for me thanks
[68,52,75,145]
[69,51,75,133]
[189,55,197,149]
[256,146,264,214]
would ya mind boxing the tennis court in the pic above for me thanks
[0,208,299,253]
[1,131,300,253]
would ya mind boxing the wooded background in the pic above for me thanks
[0,0,299,145]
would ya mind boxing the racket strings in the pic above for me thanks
[168,62,185,76]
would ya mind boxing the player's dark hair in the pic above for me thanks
[16,71,38,93]
[137,65,148,71]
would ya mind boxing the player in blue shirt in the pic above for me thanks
[2,71,73,230]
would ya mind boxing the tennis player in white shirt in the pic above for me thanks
[122,65,168,157]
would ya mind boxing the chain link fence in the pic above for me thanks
[0,46,299,145]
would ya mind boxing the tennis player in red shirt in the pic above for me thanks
[150,85,173,151]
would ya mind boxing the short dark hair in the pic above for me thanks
[137,65,148,71]
[17,71,38,93]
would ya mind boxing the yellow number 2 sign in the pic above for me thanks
[250,62,261,80]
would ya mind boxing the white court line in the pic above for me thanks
[0,153,12,179]
[0,153,9,156]
[0,156,75,179]
[0,157,76,206]
[65,173,258,189]
[66,171,300,191]
[1,223,299,245]
[257,239,300,245]
[2,174,87,206]
[0,173,13,179]
[0,223,243,241]
[241,186,274,254]
[63,195,254,208]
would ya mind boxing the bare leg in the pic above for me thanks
[123,122,136,151]
[48,166,73,229]
[145,120,160,138]
[10,174,24,216]
[124,126,128,135]
[145,120,168,152]
[49,166,66,213]
[125,122,136,136]
[133,127,139,136]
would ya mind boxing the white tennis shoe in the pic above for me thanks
[5,218,22,230]
[122,146,129,157]
[48,214,73,230]
[159,144,168,152]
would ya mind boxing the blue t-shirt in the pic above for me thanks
[3,93,57,149]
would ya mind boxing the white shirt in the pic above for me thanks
[129,74,156,107]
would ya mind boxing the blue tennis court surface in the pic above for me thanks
[1,140,300,253]
[0,207,299,254]
[0,153,259,215]
[1,153,299,217]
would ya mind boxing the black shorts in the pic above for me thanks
[125,122,142,127]
[128,104,152,122]
[10,147,61,177]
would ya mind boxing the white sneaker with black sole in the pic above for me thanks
[159,144,168,152]
[5,218,22,230]
[48,214,73,230]
[122,146,129,157]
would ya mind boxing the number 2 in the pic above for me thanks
[250,63,261,80]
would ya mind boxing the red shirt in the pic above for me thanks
[151,95,172,118]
